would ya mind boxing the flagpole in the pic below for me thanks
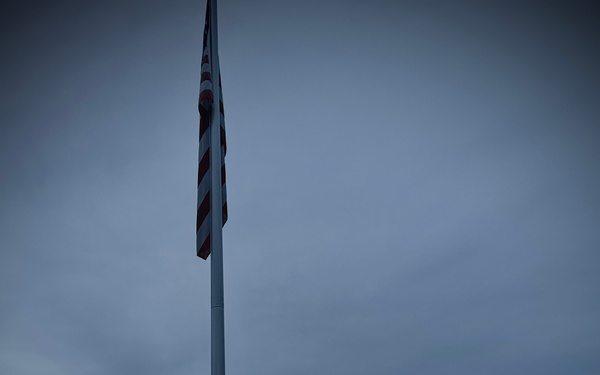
[208,0,225,374]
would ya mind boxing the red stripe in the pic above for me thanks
[198,150,210,186]
[199,107,210,137]
[198,234,211,259]
[220,126,226,154]
[200,89,213,102]
[222,202,228,225]
[196,191,211,231]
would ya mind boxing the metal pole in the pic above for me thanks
[209,0,225,374]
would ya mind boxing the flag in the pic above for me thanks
[197,0,227,260]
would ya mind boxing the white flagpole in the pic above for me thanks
[208,0,225,374]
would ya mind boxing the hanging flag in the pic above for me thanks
[197,0,227,260]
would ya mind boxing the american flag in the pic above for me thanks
[197,0,227,260]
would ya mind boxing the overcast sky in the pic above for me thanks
[1,0,599,374]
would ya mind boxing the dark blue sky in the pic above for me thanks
[1,1,599,374]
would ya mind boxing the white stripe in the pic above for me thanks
[200,80,213,92]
